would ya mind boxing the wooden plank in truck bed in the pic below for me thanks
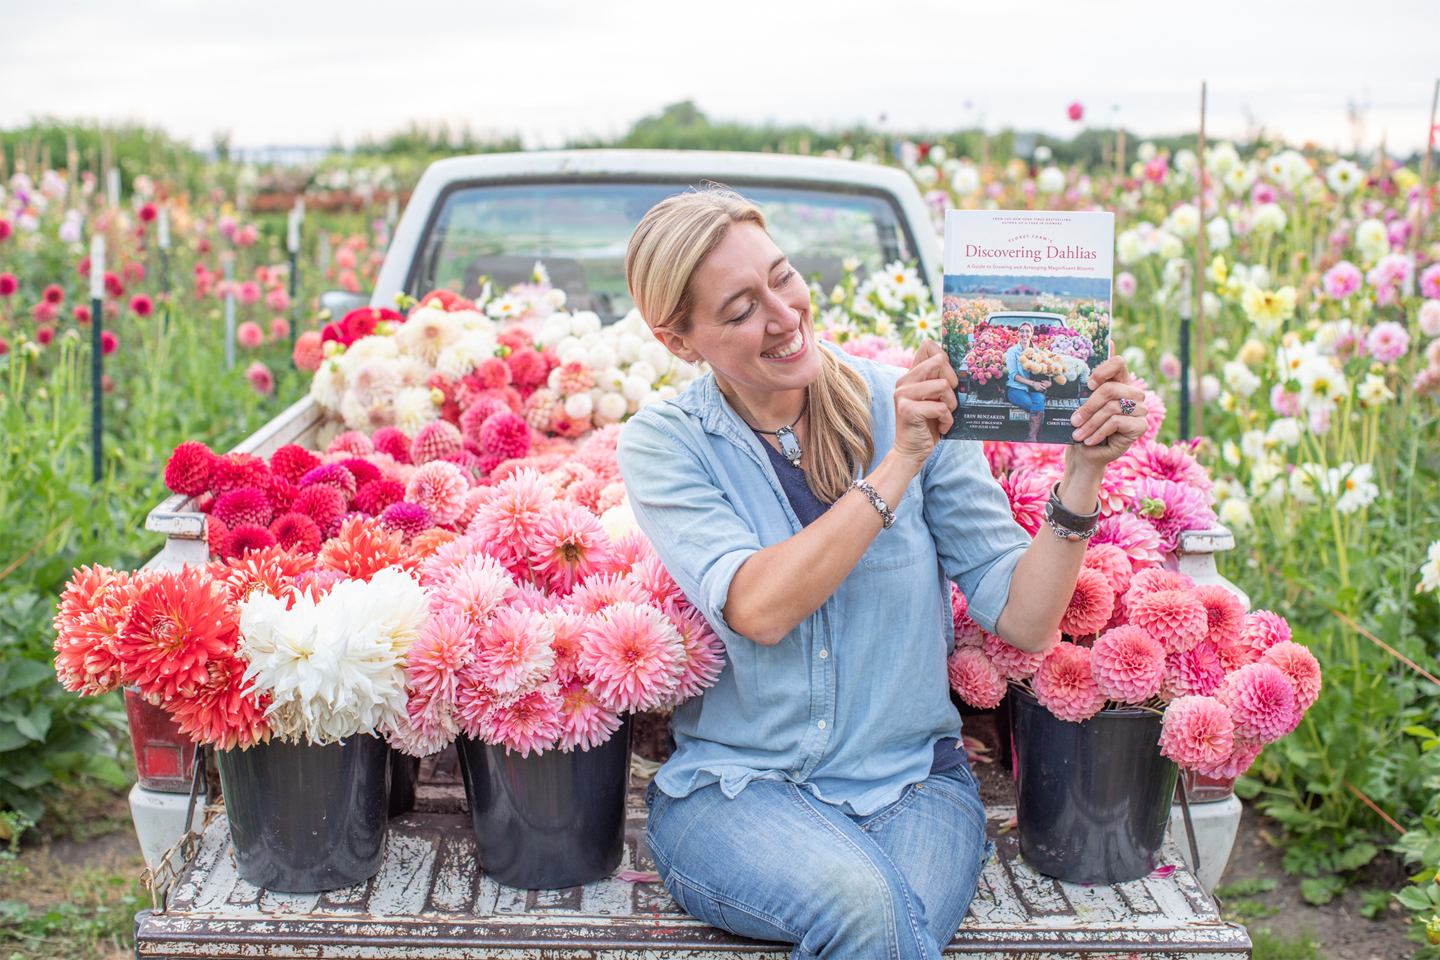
[135,785,1251,960]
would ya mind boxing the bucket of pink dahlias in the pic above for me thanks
[947,556,1318,884]
[398,467,725,890]
[52,541,436,893]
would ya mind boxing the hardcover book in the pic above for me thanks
[940,210,1115,443]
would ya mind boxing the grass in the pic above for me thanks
[1250,927,1326,960]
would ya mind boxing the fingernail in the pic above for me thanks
[1070,413,1081,426]
[1072,428,1082,440]
[1087,379,1096,389]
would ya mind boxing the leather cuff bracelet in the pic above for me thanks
[1045,481,1100,542]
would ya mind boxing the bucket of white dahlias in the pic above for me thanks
[223,561,432,893]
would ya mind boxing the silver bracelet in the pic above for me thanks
[852,479,896,529]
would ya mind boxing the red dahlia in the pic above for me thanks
[268,443,322,484]
[164,441,215,497]
[269,512,323,554]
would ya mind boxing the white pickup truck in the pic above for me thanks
[133,150,1250,960]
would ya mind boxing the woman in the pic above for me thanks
[616,189,1147,960]
[1004,321,1051,441]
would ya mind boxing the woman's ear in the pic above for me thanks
[651,326,702,365]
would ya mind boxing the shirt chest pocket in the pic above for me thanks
[862,530,927,571]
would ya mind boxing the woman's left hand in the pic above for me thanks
[1066,357,1148,466]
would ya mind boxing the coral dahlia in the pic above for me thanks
[1083,543,1134,596]
[1193,585,1246,647]
[556,679,624,752]
[1091,625,1166,702]
[166,655,271,751]
[317,517,406,582]
[948,646,1007,709]
[479,686,564,757]
[1159,696,1235,770]
[1259,641,1322,713]
[1129,589,1209,654]
[1235,610,1291,659]
[1215,662,1297,743]
[112,566,238,703]
[1060,566,1115,637]
[983,632,1047,680]
[406,460,470,525]
[1032,642,1106,722]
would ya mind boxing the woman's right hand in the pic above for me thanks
[891,339,958,471]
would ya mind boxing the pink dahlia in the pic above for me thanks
[406,460,470,524]
[467,469,556,572]
[1215,662,1296,743]
[1083,542,1134,596]
[293,483,347,535]
[300,463,358,502]
[983,632,1046,680]
[529,504,612,594]
[1259,641,1322,713]
[433,553,514,629]
[327,430,375,457]
[545,607,591,682]
[1113,439,1214,501]
[480,411,532,460]
[1091,625,1166,703]
[372,426,414,465]
[1196,737,1265,780]
[1367,321,1411,363]
[579,601,687,712]
[1130,477,1218,554]
[480,686,564,757]
[948,646,1007,709]
[1091,513,1165,566]
[337,457,383,489]
[1008,443,1065,475]
[1002,470,1051,535]
[269,444,322,485]
[411,419,464,465]
[1032,642,1106,722]
[950,582,969,626]
[355,478,407,516]
[1060,566,1115,637]
[1096,470,1137,517]
[1322,261,1363,299]
[417,533,477,586]
[474,607,556,695]
[1159,696,1235,771]
[461,395,512,443]
[1237,610,1292,658]
[556,679,624,751]
[608,531,655,577]
[268,512,322,554]
[1120,568,1195,619]
[665,602,726,702]
[164,441,215,497]
[626,554,686,609]
[1193,585,1246,647]
[954,611,985,648]
[568,572,651,616]
[212,486,273,529]
[1163,640,1226,698]
[1129,589,1208,653]
[379,501,436,543]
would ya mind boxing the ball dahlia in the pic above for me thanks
[222,523,278,559]
[1033,642,1106,722]
[293,483,347,536]
[480,411,531,460]
[411,419,464,465]
[1060,566,1115,637]
[327,430,375,457]
[1129,589,1209,653]
[1259,641,1322,713]
[406,460,470,524]
[268,512,323,554]
[948,646,1007,709]
[379,501,436,543]
[268,443,322,485]
[1215,662,1297,743]
[338,457,383,489]
[299,463,358,503]
[164,441,215,496]
[983,632,1047,680]
[1083,542,1134,596]
[1195,737,1265,779]
[212,486,273,529]
[1235,610,1291,658]
[206,516,229,558]
[1120,568,1195,618]
[1163,640,1226,698]
[354,478,407,516]
[1091,625,1166,702]
[1193,585,1246,647]
[371,426,414,465]
[1159,696,1235,770]
[208,452,270,497]
[461,396,512,444]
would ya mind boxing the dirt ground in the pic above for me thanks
[5,711,1420,960]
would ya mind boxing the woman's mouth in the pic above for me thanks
[761,330,805,360]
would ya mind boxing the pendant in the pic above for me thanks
[775,425,803,468]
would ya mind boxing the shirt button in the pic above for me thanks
[817,720,827,730]
[818,649,829,659]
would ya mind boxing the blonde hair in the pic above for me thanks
[626,188,874,504]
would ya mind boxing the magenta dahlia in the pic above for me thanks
[379,501,436,543]
[1001,469,1051,536]
[354,478,407,516]
[212,486,273,529]
[480,411,532,461]
[1129,477,1218,554]
[371,426,414,465]
[1113,438,1214,501]
[299,463,358,502]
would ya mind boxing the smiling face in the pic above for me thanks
[651,221,821,403]
[1018,322,1034,348]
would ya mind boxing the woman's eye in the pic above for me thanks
[729,302,756,324]
[776,269,796,286]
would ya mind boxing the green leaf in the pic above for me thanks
[12,704,51,742]
[0,722,28,752]
[1360,888,1394,919]
[0,659,54,697]
[1334,842,1380,872]
[0,758,50,790]
[1233,776,1262,800]
[1397,886,1436,911]
[1301,875,1346,905]
[1404,726,1439,740]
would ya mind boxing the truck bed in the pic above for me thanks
[135,781,1250,960]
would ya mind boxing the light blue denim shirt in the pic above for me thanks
[616,345,1030,816]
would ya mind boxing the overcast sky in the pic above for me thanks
[3,0,1437,155]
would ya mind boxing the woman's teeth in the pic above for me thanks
[762,332,804,359]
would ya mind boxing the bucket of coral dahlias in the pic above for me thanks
[51,535,441,893]
[406,469,725,890]
[946,553,1319,884]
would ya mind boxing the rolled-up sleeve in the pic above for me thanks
[617,412,761,647]
[920,439,1031,633]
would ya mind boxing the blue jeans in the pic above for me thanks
[1007,386,1046,413]
[645,764,991,959]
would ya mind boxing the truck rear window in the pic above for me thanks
[409,181,914,320]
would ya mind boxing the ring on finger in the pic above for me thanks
[1119,398,1137,416]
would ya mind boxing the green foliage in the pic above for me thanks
[0,876,147,959]
[1248,928,1326,960]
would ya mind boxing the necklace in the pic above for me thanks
[752,398,808,468]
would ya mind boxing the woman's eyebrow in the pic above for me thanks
[718,255,789,313]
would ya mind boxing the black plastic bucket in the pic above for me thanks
[215,734,391,892]
[389,750,422,817]
[456,715,632,889]
[1009,682,1178,883]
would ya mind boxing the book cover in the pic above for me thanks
[940,210,1115,443]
